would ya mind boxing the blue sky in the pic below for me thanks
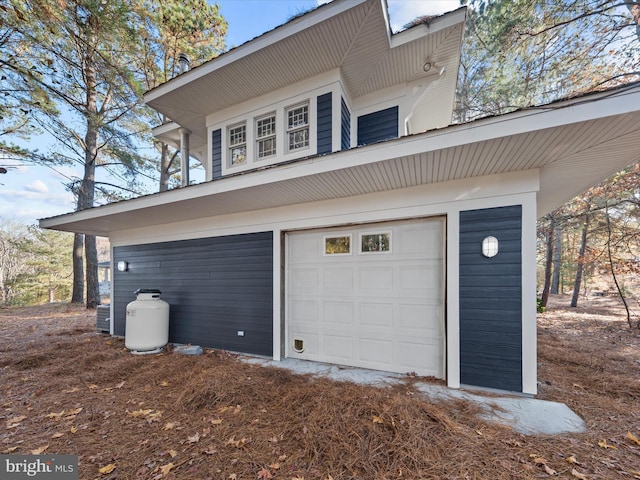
[0,0,460,226]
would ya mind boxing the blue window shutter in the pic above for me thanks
[317,92,332,155]
[212,129,222,180]
[341,97,351,150]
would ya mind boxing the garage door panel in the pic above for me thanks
[323,267,354,289]
[324,301,354,324]
[290,299,319,322]
[399,223,442,253]
[290,235,319,258]
[359,338,393,364]
[399,264,440,290]
[397,342,441,376]
[359,302,393,328]
[291,268,319,288]
[287,218,445,377]
[360,266,394,289]
[398,304,439,331]
[322,334,354,360]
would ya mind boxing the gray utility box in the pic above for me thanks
[96,305,110,333]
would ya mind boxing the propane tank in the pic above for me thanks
[125,289,169,354]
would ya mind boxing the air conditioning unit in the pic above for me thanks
[96,305,110,333]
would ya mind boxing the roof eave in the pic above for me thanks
[390,7,466,48]
[40,84,640,237]
[143,0,370,105]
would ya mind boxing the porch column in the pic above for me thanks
[179,127,191,187]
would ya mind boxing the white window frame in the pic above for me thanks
[323,234,352,256]
[255,112,276,160]
[228,122,247,167]
[285,102,310,154]
[211,82,331,179]
[359,231,392,254]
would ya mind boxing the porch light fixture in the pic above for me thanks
[117,260,129,272]
[482,236,499,258]
[422,61,445,76]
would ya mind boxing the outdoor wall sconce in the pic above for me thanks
[482,236,499,258]
[423,60,446,76]
[117,261,129,272]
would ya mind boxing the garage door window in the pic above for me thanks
[360,232,391,253]
[324,234,351,255]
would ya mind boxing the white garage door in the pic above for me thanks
[286,218,445,377]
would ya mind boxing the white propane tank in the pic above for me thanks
[125,289,169,354]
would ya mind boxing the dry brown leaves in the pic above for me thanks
[1,297,640,479]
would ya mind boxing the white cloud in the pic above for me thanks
[0,188,44,202]
[0,182,74,224]
[25,179,49,194]
[0,195,74,223]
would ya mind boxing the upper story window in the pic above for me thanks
[286,102,309,152]
[215,91,323,177]
[228,122,247,166]
[256,113,276,160]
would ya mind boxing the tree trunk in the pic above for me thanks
[605,206,636,329]
[48,276,55,303]
[159,142,171,192]
[540,217,554,308]
[85,234,99,308]
[79,31,99,309]
[550,222,562,294]
[570,214,589,308]
[71,233,84,303]
[0,269,5,306]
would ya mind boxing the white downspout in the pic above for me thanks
[179,127,191,187]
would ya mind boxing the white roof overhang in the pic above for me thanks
[41,84,640,237]
[143,0,466,155]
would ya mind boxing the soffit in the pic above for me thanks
[41,86,640,236]
[144,0,465,141]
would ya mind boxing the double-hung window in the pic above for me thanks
[256,113,276,160]
[286,102,309,152]
[228,123,247,166]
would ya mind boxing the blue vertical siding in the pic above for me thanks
[113,232,273,356]
[212,128,222,180]
[357,106,398,146]
[341,97,351,150]
[459,205,523,392]
[317,92,332,155]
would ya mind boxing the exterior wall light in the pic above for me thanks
[482,236,499,258]
[117,261,129,272]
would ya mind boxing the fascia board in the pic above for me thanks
[380,0,392,45]
[316,85,640,176]
[144,0,369,104]
[152,121,180,137]
[440,85,640,146]
[390,7,467,48]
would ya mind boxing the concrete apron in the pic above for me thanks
[242,356,586,436]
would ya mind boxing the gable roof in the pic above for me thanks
[40,83,640,236]
[144,0,466,154]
